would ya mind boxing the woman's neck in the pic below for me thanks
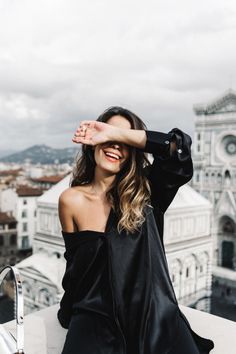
[91,168,116,198]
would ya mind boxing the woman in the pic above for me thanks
[57,106,214,354]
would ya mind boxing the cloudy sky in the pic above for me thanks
[0,0,235,152]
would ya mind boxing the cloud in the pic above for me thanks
[0,0,236,151]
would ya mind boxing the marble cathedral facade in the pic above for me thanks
[190,90,236,278]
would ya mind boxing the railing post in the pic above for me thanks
[0,265,24,354]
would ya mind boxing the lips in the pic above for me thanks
[103,149,122,161]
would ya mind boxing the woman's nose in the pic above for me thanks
[111,143,120,149]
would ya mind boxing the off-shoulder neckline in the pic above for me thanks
[62,230,106,235]
[61,208,114,235]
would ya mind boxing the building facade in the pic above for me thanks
[0,211,18,267]
[165,184,213,312]
[190,90,236,274]
[15,186,43,251]
[0,185,43,251]
[16,176,69,314]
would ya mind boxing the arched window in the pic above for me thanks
[217,173,222,184]
[186,267,189,278]
[219,216,235,234]
[211,172,215,184]
[198,252,209,277]
[184,260,195,279]
[52,252,61,259]
[222,219,235,234]
[225,170,231,179]
[168,259,182,300]
[222,241,234,269]
[38,288,53,306]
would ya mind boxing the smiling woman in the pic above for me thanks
[69,108,151,234]
[57,106,214,354]
[92,116,131,177]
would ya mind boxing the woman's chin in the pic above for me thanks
[96,163,121,175]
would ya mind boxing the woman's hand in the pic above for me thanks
[72,120,147,149]
[72,121,117,146]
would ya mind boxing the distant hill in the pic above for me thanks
[0,149,18,158]
[0,144,80,164]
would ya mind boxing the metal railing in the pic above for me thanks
[0,265,24,354]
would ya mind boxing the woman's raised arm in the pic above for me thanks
[142,128,193,214]
[72,120,176,153]
[72,121,192,213]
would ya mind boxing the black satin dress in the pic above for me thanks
[58,128,215,354]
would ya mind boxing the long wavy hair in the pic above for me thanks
[70,106,151,234]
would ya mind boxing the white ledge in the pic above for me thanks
[3,304,236,353]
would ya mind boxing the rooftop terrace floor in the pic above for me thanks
[3,304,236,353]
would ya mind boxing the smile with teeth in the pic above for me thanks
[103,150,121,162]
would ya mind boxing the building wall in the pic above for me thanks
[166,244,212,311]
[16,196,37,250]
[0,222,18,267]
[19,267,60,315]
[0,188,39,250]
[0,188,17,216]
[33,204,64,255]
[190,100,236,271]
[165,204,213,312]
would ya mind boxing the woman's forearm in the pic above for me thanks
[112,127,177,153]
[113,128,147,149]
[73,120,177,153]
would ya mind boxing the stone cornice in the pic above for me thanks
[194,89,236,116]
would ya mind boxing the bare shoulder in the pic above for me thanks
[58,186,89,232]
[58,184,93,215]
[59,185,88,204]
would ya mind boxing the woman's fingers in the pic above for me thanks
[74,124,90,137]
[74,121,96,136]
[79,120,96,129]
[72,135,95,145]
[73,129,88,141]
[80,125,87,137]
[72,120,109,145]
[72,125,95,145]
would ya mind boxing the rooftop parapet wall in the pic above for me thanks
[3,304,236,354]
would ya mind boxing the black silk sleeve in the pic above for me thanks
[142,128,193,214]
[57,233,79,329]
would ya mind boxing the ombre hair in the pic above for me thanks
[70,106,151,234]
